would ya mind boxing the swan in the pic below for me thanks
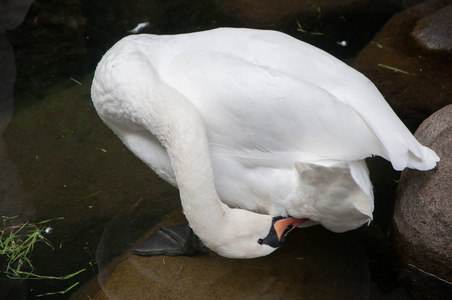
[91,28,439,259]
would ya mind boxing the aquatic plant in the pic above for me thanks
[0,216,85,296]
[1,216,54,278]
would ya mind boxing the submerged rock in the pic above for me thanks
[72,212,406,299]
[392,105,452,298]
[353,0,452,131]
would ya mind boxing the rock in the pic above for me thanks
[353,0,452,131]
[72,212,405,299]
[412,4,452,50]
[392,104,452,298]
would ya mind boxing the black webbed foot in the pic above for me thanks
[131,224,207,256]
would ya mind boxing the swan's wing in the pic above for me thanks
[154,28,438,171]
[156,45,385,165]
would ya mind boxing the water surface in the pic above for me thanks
[1,1,409,298]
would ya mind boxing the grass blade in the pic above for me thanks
[378,63,414,75]
[36,282,80,297]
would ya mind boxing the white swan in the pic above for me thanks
[91,28,439,259]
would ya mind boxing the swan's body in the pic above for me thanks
[91,28,439,258]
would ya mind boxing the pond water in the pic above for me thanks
[0,0,422,299]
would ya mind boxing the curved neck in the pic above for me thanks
[142,82,229,240]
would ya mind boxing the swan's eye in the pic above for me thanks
[258,238,264,245]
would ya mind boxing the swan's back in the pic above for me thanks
[126,28,438,171]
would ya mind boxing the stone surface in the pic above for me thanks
[412,3,452,50]
[72,212,406,299]
[353,0,452,131]
[392,104,452,297]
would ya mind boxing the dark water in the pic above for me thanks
[0,0,418,299]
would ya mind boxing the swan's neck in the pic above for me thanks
[136,81,275,258]
[143,82,229,242]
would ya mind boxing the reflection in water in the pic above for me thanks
[0,1,34,298]
[0,1,423,299]
[0,0,35,216]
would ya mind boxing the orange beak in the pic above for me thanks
[273,217,309,240]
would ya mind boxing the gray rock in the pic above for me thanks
[412,4,452,50]
[392,104,452,297]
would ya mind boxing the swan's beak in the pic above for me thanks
[273,217,308,240]
[258,216,308,248]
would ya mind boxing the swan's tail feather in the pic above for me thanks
[332,71,439,172]
[386,134,439,171]
[405,144,440,171]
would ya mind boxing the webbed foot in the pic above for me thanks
[131,224,207,256]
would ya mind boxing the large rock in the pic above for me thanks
[392,104,452,298]
[354,0,452,131]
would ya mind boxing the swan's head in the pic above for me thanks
[199,209,308,259]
